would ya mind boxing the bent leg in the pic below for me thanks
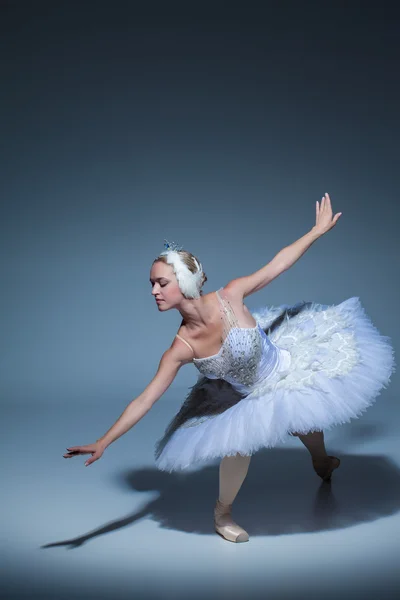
[291,430,340,481]
[290,430,328,462]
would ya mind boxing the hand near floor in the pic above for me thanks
[63,440,105,466]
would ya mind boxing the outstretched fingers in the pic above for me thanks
[63,443,104,467]
[63,445,91,458]
[314,193,342,233]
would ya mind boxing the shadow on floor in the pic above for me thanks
[42,448,400,548]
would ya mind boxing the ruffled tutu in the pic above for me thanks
[155,297,396,472]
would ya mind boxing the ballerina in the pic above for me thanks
[64,193,395,543]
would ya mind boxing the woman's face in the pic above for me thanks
[149,261,183,310]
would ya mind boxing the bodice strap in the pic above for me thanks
[175,334,194,355]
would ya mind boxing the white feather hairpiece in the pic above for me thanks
[159,239,203,299]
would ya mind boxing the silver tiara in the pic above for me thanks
[163,239,183,252]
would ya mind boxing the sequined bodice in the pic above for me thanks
[192,288,280,392]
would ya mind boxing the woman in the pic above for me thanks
[64,193,395,543]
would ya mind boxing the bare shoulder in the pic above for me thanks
[221,281,246,304]
[223,258,287,299]
[221,282,258,323]
[169,330,194,365]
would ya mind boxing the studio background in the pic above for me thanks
[1,2,399,600]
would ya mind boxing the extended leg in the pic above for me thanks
[214,453,251,543]
[291,430,341,481]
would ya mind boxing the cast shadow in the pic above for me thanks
[42,448,400,548]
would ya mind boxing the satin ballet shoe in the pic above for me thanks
[214,499,249,543]
[312,455,341,482]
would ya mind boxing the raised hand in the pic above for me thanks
[63,440,105,467]
[314,193,342,235]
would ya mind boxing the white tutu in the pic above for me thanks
[155,296,396,472]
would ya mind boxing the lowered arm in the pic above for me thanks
[97,344,191,449]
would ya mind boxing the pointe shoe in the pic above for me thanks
[312,455,341,482]
[214,499,249,543]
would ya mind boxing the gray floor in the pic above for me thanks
[3,386,400,600]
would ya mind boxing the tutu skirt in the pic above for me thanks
[155,297,396,472]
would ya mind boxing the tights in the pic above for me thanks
[218,430,328,505]
[219,453,251,505]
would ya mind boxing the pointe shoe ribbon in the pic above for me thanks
[214,500,249,543]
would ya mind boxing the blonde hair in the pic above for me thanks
[153,250,208,295]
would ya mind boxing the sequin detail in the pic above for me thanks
[192,288,264,387]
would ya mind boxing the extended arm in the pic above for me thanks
[64,341,192,466]
[227,228,322,298]
[97,343,191,449]
[226,193,341,299]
